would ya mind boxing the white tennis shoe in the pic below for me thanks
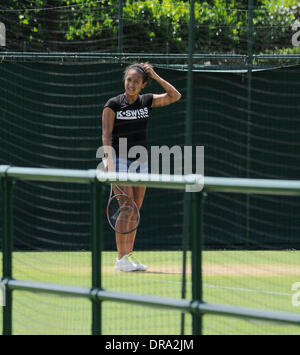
[115,254,147,272]
[115,254,139,272]
[129,255,148,271]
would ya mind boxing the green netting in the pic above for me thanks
[1,1,300,334]
[1,63,300,250]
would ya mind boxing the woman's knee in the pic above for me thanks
[133,186,146,208]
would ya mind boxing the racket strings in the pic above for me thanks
[112,205,138,223]
[107,192,140,234]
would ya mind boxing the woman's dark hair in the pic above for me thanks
[123,63,151,84]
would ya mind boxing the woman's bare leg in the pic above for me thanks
[113,185,146,259]
[127,186,147,254]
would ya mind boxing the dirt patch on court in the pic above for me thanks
[19,264,300,277]
[144,264,300,276]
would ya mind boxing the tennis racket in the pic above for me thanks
[106,184,140,234]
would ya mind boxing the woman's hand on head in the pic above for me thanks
[141,62,159,80]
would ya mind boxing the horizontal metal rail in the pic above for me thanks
[2,279,91,299]
[3,279,300,326]
[254,54,300,60]
[0,166,97,184]
[204,176,300,195]
[2,166,300,195]
[0,51,248,60]
[1,52,300,61]
[0,166,203,190]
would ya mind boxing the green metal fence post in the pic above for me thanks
[181,0,195,335]
[191,190,206,335]
[118,0,124,54]
[246,0,254,247]
[1,175,14,335]
[90,180,103,335]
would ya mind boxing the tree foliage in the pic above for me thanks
[0,0,299,53]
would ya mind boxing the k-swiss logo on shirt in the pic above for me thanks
[116,107,149,120]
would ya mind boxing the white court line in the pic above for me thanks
[204,283,293,297]
[110,273,293,297]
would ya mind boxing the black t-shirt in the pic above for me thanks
[104,93,153,158]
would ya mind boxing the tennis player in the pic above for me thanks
[102,62,181,272]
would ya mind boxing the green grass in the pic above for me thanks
[0,250,300,335]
